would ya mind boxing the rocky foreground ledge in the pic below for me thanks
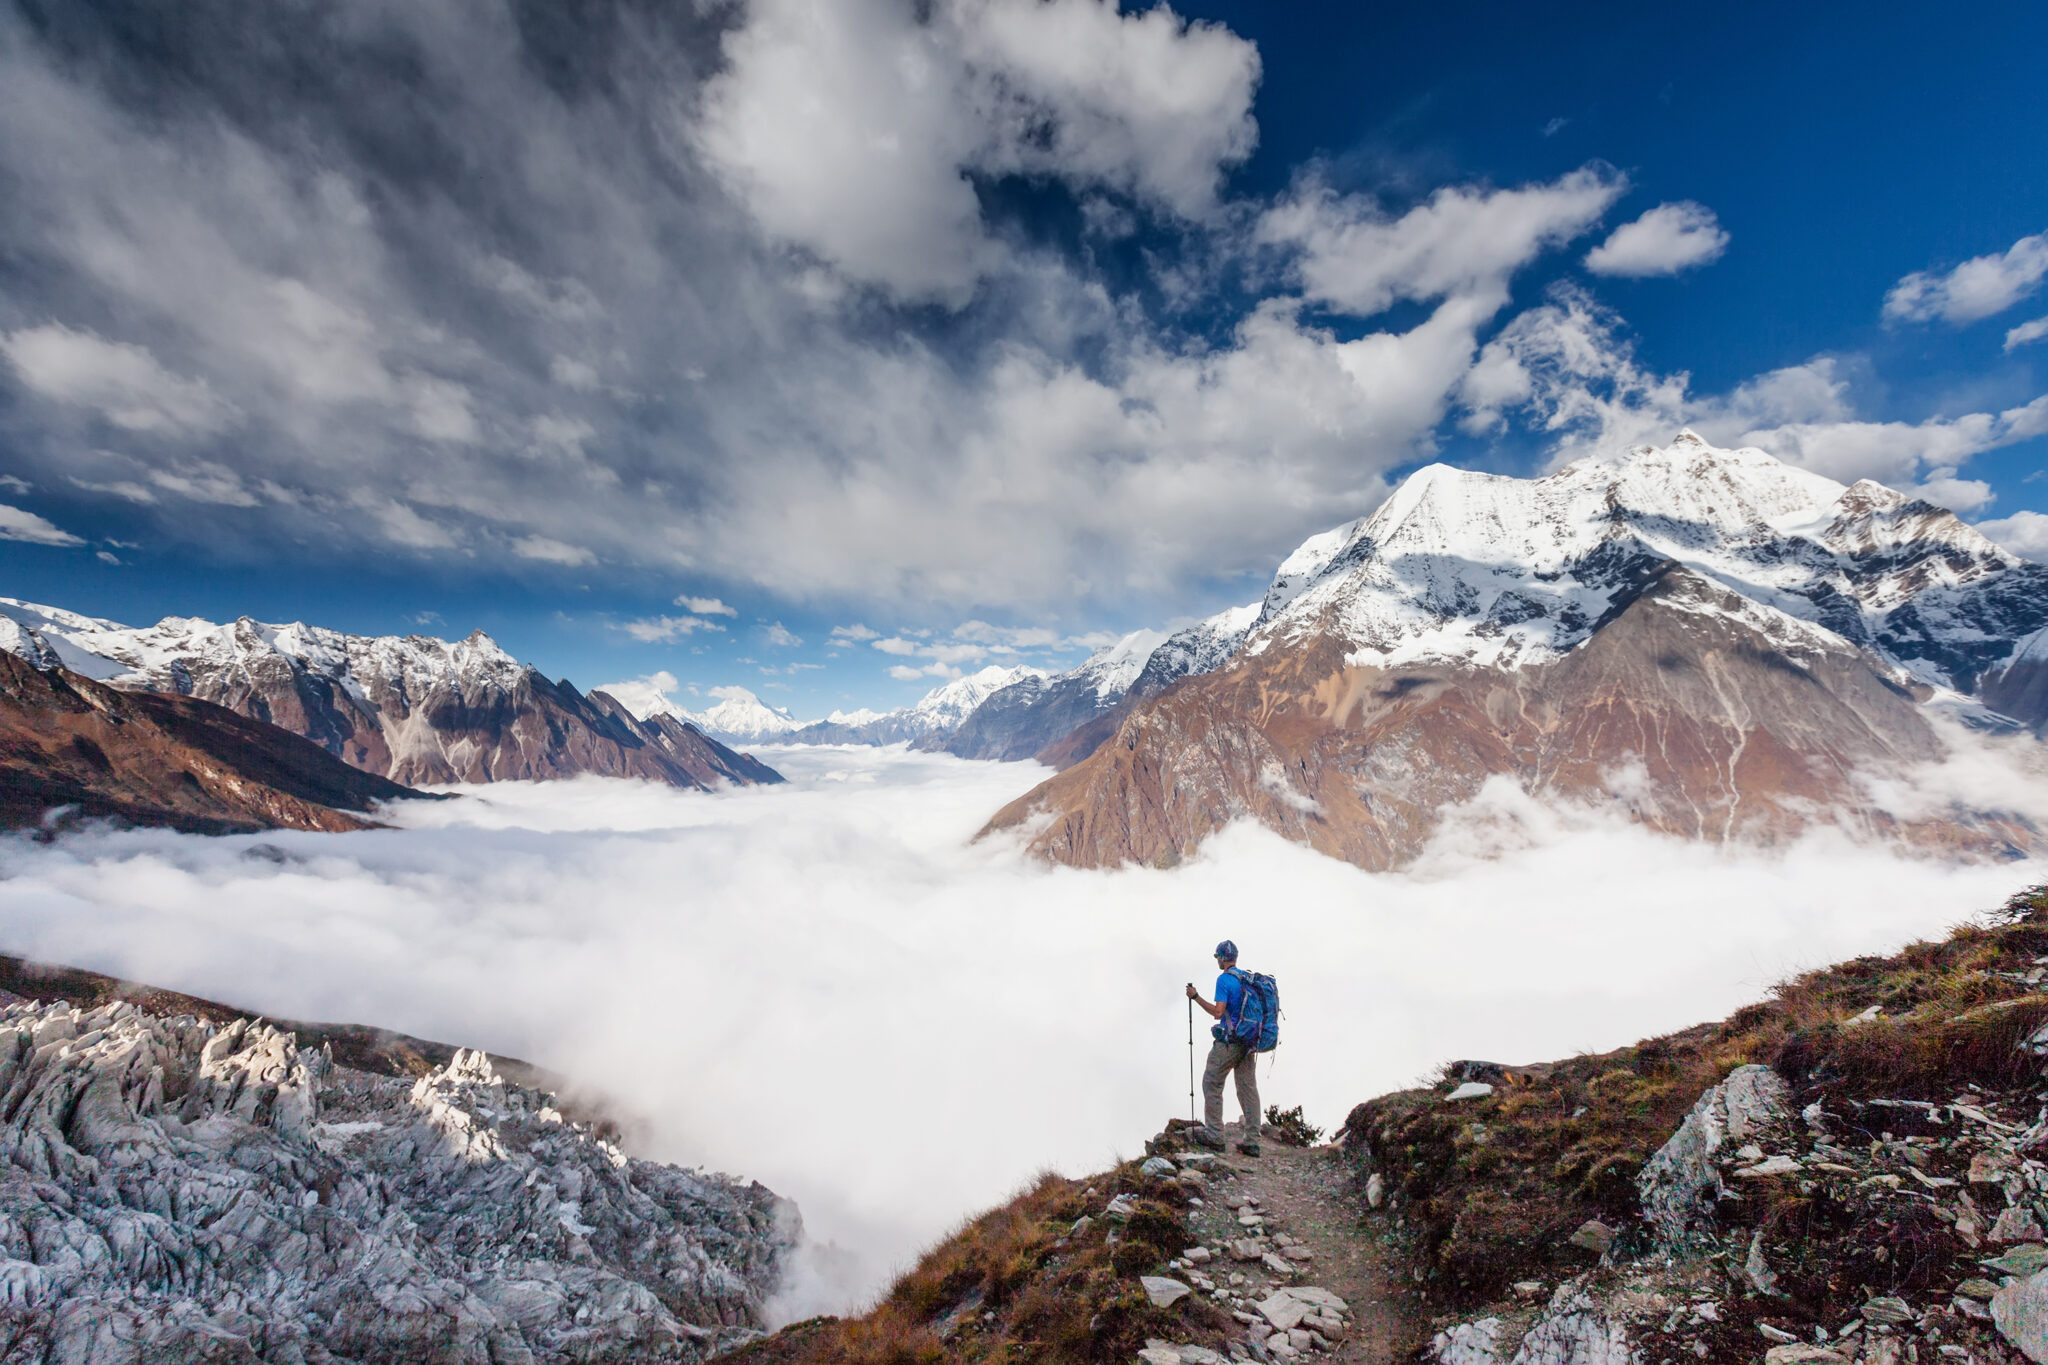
[0,984,793,1363]
[728,882,2048,1365]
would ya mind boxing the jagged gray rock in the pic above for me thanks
[1636,1063,1791,1253]
[0,998,793,1363]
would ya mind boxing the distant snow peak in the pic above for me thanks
[685,686,801,744]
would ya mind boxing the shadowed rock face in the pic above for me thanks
[0,992,793,1363]
[1985,631,2048,736]
[983,567,2031,871]
[0,652,425,835]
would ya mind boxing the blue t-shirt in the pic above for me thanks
[1214,970,1245,1037]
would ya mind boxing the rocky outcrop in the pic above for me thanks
[0,601,781,791]
[0,992,792,1363]
[1636,1064,1793,1253]
[0,651,425,835]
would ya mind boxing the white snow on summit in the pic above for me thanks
[682,689,802,745]
[1244,431,2036,687]
[0,597,529,699]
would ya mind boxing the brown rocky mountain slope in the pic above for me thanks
[985,565,2025,871]
[0,651,428,834]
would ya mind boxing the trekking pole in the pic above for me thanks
[1187,995,1197,1124]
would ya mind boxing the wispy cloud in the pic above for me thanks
[676,596,739,618]
[617,615,726,643]
[0,503,84,547]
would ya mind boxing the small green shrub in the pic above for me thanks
[1264,1104,1325,1146]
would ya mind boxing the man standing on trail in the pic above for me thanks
[1186,939,1261,1157]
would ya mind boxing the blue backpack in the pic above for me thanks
[1225,968,1281,1053]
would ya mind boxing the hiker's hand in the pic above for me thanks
[1185,982,1199,1001]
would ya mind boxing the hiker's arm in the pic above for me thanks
[1184,983,1225,1019]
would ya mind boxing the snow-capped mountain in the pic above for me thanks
[985,433,2047,870]
[672,688,802,746]
[941,607,1259,763]
[1240,432,2040,689]
[0,600,781,790]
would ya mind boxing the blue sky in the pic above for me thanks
[0,0,2042,719]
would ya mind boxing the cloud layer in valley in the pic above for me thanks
[2,746,2044,1317]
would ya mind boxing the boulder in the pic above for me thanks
[1429,1318,1503,1365]
[1763,1348,1846,1365]
[1638,1064,1791,1252]
[1142,1157,1179,1179]
[1995,1207,2047,1244]
[1365,1172,1385,1209]
[1142,1277,1192,1309]
[1445,1082,1495,1102]
[1567,1221,1612,1255]
[1994,1269,2048,1363]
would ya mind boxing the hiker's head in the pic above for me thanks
[1214,939,1238,966]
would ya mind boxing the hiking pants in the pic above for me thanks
[1202,1038,1260,1137]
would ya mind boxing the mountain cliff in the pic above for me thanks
[0,649,426,834]
[984,434,2048,869]
[0,600,780,791]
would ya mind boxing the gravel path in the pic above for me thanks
[1181,1136,1426,1365]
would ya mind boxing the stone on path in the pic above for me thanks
[1141,1276,1192,1309]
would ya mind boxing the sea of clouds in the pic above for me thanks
[1,744,2044,1318]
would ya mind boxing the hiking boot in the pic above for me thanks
[1236,1138,1262,1157]
[1187,1126,1226,1150]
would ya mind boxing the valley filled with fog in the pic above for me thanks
[2,746,2042,1317]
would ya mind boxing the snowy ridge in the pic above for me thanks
[0,598,529,702]
[1244,431,2043,693]
[902,665,1051,730]
[0,598,780,789]
[1070,629,1170,701]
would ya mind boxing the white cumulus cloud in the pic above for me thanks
[1885,228,2048,325]
[1975,509,2048,562]
[1257,167,1625,317]
[1584,201,1729,277]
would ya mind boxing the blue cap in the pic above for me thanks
[1214,940,1238,962]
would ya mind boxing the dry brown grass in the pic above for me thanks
[726,1157,1235,1365]
[1338,881,2048,1310]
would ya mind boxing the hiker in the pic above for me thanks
[1186,939,1262,1156]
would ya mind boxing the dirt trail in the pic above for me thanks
[1183,1136,1427,1364]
